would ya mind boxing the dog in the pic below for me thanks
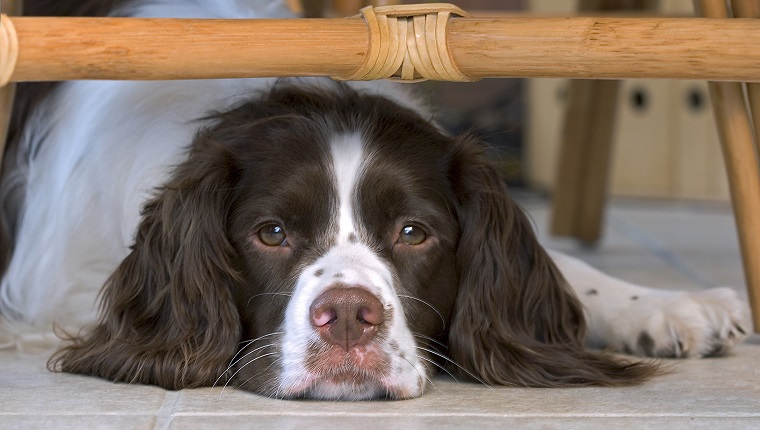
[0,0,750,400]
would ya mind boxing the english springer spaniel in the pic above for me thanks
[0,0,750,400]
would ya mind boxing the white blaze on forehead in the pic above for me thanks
[329,133,365,243]
[279,133,427,399]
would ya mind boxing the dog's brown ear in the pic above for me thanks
[447,138,657,387]
[50,136,242,389]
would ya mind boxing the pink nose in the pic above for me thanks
[309,287,385,350]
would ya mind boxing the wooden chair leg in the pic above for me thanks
[732,1,760,144]
[732,0,760,332]
[285,0,304,14]
[746,84,760,144]
[330,0,364,16]
[0,0,22,168]
[706,82,760,332]
[0,84,15,159]
[697,0,760,331]
[550,79,620,244]
[550,0,654,245]
[327,0,399,16]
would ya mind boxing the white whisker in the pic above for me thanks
[399,354,436,393]
[413,338,442,352]
[397,294,446,332]
[412,333,447,350]
[416,354,457,383]
[218,343,277,385]
[416,346,493,390]
[212,333,282,389]
[247,292,293,306]
[240,358,284,398]
[232,343,277,367]
[216,331,283,386]
[221,352,280,396]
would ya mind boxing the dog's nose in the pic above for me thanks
[310,287,385,350]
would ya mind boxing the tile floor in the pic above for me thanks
[1,194,758,429]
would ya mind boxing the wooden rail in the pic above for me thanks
[1,15,759,83]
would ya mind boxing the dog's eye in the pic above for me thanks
[258,224,287,247]
[399,225,426,245]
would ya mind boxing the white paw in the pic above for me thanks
[615,287,751,358]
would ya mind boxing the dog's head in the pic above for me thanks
[52,83,652,399]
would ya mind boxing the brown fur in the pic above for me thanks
[447,139,658,386]
[49,138,243,389]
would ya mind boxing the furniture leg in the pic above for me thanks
[697,0,760,331]
[550,79,620,244]
[0,0,20,168]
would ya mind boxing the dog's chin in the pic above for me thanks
[289,381,387,401]
[281,345,424,400]
[285,379,419,401]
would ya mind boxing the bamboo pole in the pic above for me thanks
[1,15,760,83]
[7,18,367,82]
[447,16,760,81]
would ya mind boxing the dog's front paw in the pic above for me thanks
[618,287,750,358]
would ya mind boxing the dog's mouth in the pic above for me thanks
[304,344,389,394]
[279,343,418,400]
[307,343,390,377]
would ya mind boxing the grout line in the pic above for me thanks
[152,390,180,430]
[608,214,715,288]
[5,411,760,419]
[164,411,760,418]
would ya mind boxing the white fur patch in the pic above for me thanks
[329,133,365,243]
[279,243,425,399]
[550,250,750,357]
[277,132,425,399]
